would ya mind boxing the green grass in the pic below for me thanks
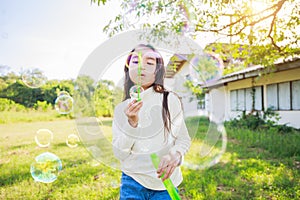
[0,110,71,124]
[0,115,299,199]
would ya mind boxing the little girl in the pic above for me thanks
[112,44,191,200]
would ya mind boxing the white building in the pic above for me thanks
[164,54,204,118]
[165,53,300,128]
[204,58,300,128]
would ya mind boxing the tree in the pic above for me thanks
[0,80,44,108]
[93,80,115,117]
[42,79,74,106]
[73,75,96,117]
[92,0,300,68]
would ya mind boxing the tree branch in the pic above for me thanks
[213,1,283,32]
[196,0,287,39]
[267,0,286,51]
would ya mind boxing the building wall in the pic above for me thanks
[213,67,300,128]
[164,62,199,118]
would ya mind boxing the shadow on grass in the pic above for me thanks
[0,167,32,187]
[180,136,300,200]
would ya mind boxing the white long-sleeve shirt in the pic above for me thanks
[112,87,191,190]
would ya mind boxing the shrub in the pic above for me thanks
[34,100,52,112]
[226,108,296,134]
[0,98,26,111]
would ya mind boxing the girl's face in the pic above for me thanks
[128,47,161,90]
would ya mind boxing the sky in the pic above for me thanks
[0,0,217,84]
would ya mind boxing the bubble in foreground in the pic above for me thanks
[55,91,74,114]
[129,85,144,101]
[189,53,224,85]
[30,152,62,183]
[66,134,80,148]
[21,69,47,88]
[35,129,53,148]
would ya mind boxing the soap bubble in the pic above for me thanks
[55,91,73,114]
[66,134,80,148]
[30,152,62,183]
[183,122,227,170]
[35,129,53,148]
[189,52,224,85]
[22,68,47,88]
[129,85,144,101]
[125,52,142,69]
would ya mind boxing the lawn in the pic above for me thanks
[0,116,299,199]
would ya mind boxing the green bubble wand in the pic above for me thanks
[137,52,142,102]
[150,153,181,200]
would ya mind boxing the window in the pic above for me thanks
[267,84,278,110]
[237,89,245,111]
[292,80,300,110]
[245,88,253,111]
[267,80,300,111]
[230,86,263,111]
[230,90,237,111]
[254,86,263,110]
[278,82,290,110]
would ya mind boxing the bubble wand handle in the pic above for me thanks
[137,52,142,102]
[150,153,181,200]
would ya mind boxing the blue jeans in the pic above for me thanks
[120,172,177,200]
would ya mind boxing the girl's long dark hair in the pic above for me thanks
[123,44,171,134]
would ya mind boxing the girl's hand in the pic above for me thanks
[157,151,182,181]
[125,99,143,127]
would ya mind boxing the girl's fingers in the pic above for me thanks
[131,101,143,113]
[128,101,142,111]
[163,165,175,181]
[126,101,143,117]
[157,156,178,179]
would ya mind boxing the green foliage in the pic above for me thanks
[0,70,121,118]
[225,108,295,134]
[0,80,44,108]
[73,75,96,117]
[93,80,114,117]
[42,79,75,105]
[183,80,205,106]
[90,0,108,6]
[34,101,52,112]
[0,98,26,112]
[97,0,300,72]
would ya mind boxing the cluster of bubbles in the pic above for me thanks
[25,27,227,186]
[20,69,68,183]
[21,69,77,183]
[34,129,80,149]
[32,129,80,183]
